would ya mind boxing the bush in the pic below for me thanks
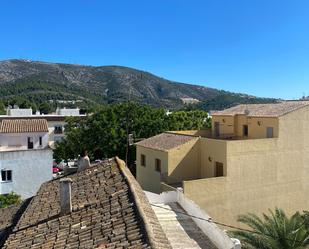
[0,192,22,208]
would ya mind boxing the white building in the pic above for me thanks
[55,107,80,116]
[1,107,86,146]
[0,119,53,198]
[7,108,33,116]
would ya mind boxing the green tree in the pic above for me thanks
[303,211,309,232]
[0,101,6,115]
[54,103,211,172]
[0,192,22,208]
[39,102,52,114]
[231,208,309,249]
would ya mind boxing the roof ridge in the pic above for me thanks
[115,157,172,249]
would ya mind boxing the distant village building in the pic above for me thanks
[136,101,309,227]
[0,119,52,198]
[1,107,86,145]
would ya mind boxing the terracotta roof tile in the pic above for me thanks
[211,101,309,117]
[0,119,48,133]
[0,158,171,249]
[135,133,197,151]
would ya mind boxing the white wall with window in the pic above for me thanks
[0,132,49,151]
[0,149,53,198]
[1,170,12,182]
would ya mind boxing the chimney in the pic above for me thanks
[59,178,73,215]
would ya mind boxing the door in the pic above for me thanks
[215,162,224,177]
[27,137,33,149]
[267,127,274,138]
[214,122,220,137]
[243,125,248,137]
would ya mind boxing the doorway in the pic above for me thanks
[27,137,33,149]
[243,125,248,137]
[214,122,220,137]
[215,162,224,177]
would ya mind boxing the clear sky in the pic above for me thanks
[1,0,309,99]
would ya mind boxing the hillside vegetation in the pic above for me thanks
[0,59,277,111]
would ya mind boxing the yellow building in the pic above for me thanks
[136,101,309,227]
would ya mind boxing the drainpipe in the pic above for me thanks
[59,178,73,215]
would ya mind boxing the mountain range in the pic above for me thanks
[0,59,277,110]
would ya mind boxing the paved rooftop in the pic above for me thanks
[135,133,197,151]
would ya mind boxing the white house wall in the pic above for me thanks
[0,149,53,198]
[0,132,49,151]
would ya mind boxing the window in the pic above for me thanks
[1,170,12,182]
[39,136,42,146]
[215,162,224,177]
[155,159,161,172]
[141,154,146,167]
[267,127,274,138]
[54,125,63,134]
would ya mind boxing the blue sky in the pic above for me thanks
[1,0,309,99]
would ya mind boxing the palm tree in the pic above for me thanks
[231,208,309,249]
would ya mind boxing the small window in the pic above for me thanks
[267,127,274,138]
[54,125,63,134]
[155,159,161,172]
[141,154,146,167]
[1,170,12,182]
[39,137,43,146]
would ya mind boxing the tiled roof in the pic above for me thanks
[0,119,48,133]
[0,201,30,248]
[0,158,171,249]
[211,101,309,117]
[135,133,197,151]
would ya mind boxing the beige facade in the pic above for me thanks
[136,102,309,227]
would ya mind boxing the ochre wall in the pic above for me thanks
[167,138,200,184]
[235,116,279,139]
[212,115,279,139]
[200,138,227,178]
[136,146,168,193]
[184,106,309,228]
[212,116,235,136]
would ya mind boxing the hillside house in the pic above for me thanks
[136,101,309,227]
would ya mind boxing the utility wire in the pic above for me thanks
[150,203,308,244]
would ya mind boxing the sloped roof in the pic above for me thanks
[0,200,30,248]
[0,158,171,249]
[135,133,197,151]
[211,101,309,117]
[0,119,48,133]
